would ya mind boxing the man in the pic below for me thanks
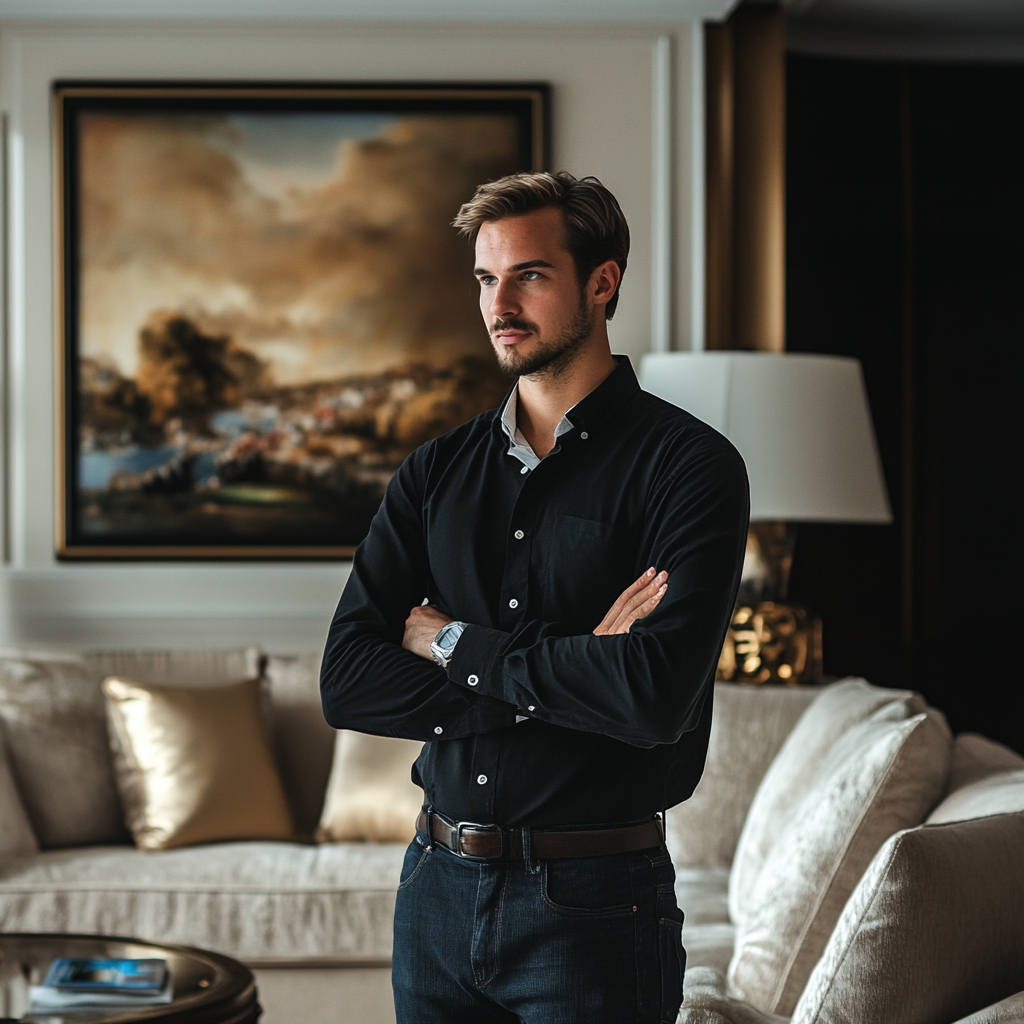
[321,171,749,1023]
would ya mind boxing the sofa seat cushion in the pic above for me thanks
[0,840,406,964]
[678,968,790,1024]
[675,867,735,975]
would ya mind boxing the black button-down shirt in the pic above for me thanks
[321,357,749,828]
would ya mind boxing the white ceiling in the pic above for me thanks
[0,0,737,24]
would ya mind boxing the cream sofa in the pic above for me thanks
[2,648,1023,1024]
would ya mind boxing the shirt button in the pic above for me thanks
[520,466,529,475]
[528,706,535,711]
[581,431,589,439]
[508,598,518,609]
[514,529,525,540]
[434,726,443,734]
[477,774,488,785]
[467,674,479,686]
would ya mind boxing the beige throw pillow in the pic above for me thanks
[104,676,294,851]
[0,729,38,855]
[945,733,1024,793]
[792,813,1024,1024]
[727,702,952,1016]
[0,651,129,846]
[729,678,924,927]
[318,730,423,843]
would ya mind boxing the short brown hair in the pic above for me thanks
[452,171,630,319]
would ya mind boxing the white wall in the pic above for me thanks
[0,18,704,652]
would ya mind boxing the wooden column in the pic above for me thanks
[705,4,786,352]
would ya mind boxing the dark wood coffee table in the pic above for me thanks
[0,934,259,1023]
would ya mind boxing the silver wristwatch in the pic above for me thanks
[430,621,466,669]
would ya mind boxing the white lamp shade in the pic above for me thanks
[639,352,892,523]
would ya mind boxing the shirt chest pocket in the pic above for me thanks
[540,513,641,630]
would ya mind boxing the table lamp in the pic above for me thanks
[639,351,892,684]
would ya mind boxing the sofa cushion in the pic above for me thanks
[667,683,818,870]
[729,678,923,927]
[676,867,735,976]
[792,813,1024,1024]
[678,968,790,1024]
[927,767,1024,825]
[84,649,261,686]
[0,840,406,963]
[105,676,295,850]
[728,702,951,1016]
[945,733,1024,793]
[318,730,423,843]
[951,992,1024,1024]
[259,653,337,840]
[0,648,262,849]
[0,730,37,856]
[0,650,130,847]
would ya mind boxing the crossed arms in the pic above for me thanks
[402,567,670,660]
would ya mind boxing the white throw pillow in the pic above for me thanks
[728,702,952,1016]
[729,678,923,927]
[0,729,38,856]
[317,730,424,843]
[792,813,1024,1024]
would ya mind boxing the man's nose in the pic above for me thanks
[489,279,520,319]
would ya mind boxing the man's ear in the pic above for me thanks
[589,259,622,311]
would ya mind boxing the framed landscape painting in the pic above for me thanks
[55,81,548,558]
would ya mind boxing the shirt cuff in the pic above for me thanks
[447,623,508,702]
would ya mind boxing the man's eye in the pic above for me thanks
[478,275,497,286]
[522,271,542,281]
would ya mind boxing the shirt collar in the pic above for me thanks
[562,354,641,436]
[494,354,640,457]
[499,387,575,469]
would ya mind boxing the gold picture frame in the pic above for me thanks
[55,80,548,559]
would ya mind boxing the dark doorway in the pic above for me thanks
[785,54,1023,753]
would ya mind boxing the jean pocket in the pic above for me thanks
[397,833,433,892]
[658,915,685,1023]
[540,855,636,915]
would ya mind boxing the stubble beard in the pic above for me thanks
[491,299,596,381]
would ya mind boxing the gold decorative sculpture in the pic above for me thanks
[717,602,822,685]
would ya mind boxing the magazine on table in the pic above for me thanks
[30,957,173,1007]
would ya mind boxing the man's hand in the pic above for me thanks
[403,604,453,661]
[593,568,668,636]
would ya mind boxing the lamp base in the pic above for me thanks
[717,601,823,685]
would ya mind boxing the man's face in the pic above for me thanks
[474,206,594,379]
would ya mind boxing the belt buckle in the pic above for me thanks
[455,820,504,861]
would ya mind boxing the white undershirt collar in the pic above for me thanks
[499,387,576,470]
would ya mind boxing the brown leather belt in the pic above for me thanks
[415,809,664,862]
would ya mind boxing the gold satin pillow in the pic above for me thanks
[317,730,423,843]
[104,676,294,851]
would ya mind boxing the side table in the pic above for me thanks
[0,933,260,1023]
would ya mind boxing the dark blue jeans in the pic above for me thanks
[392,829,685,1023]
